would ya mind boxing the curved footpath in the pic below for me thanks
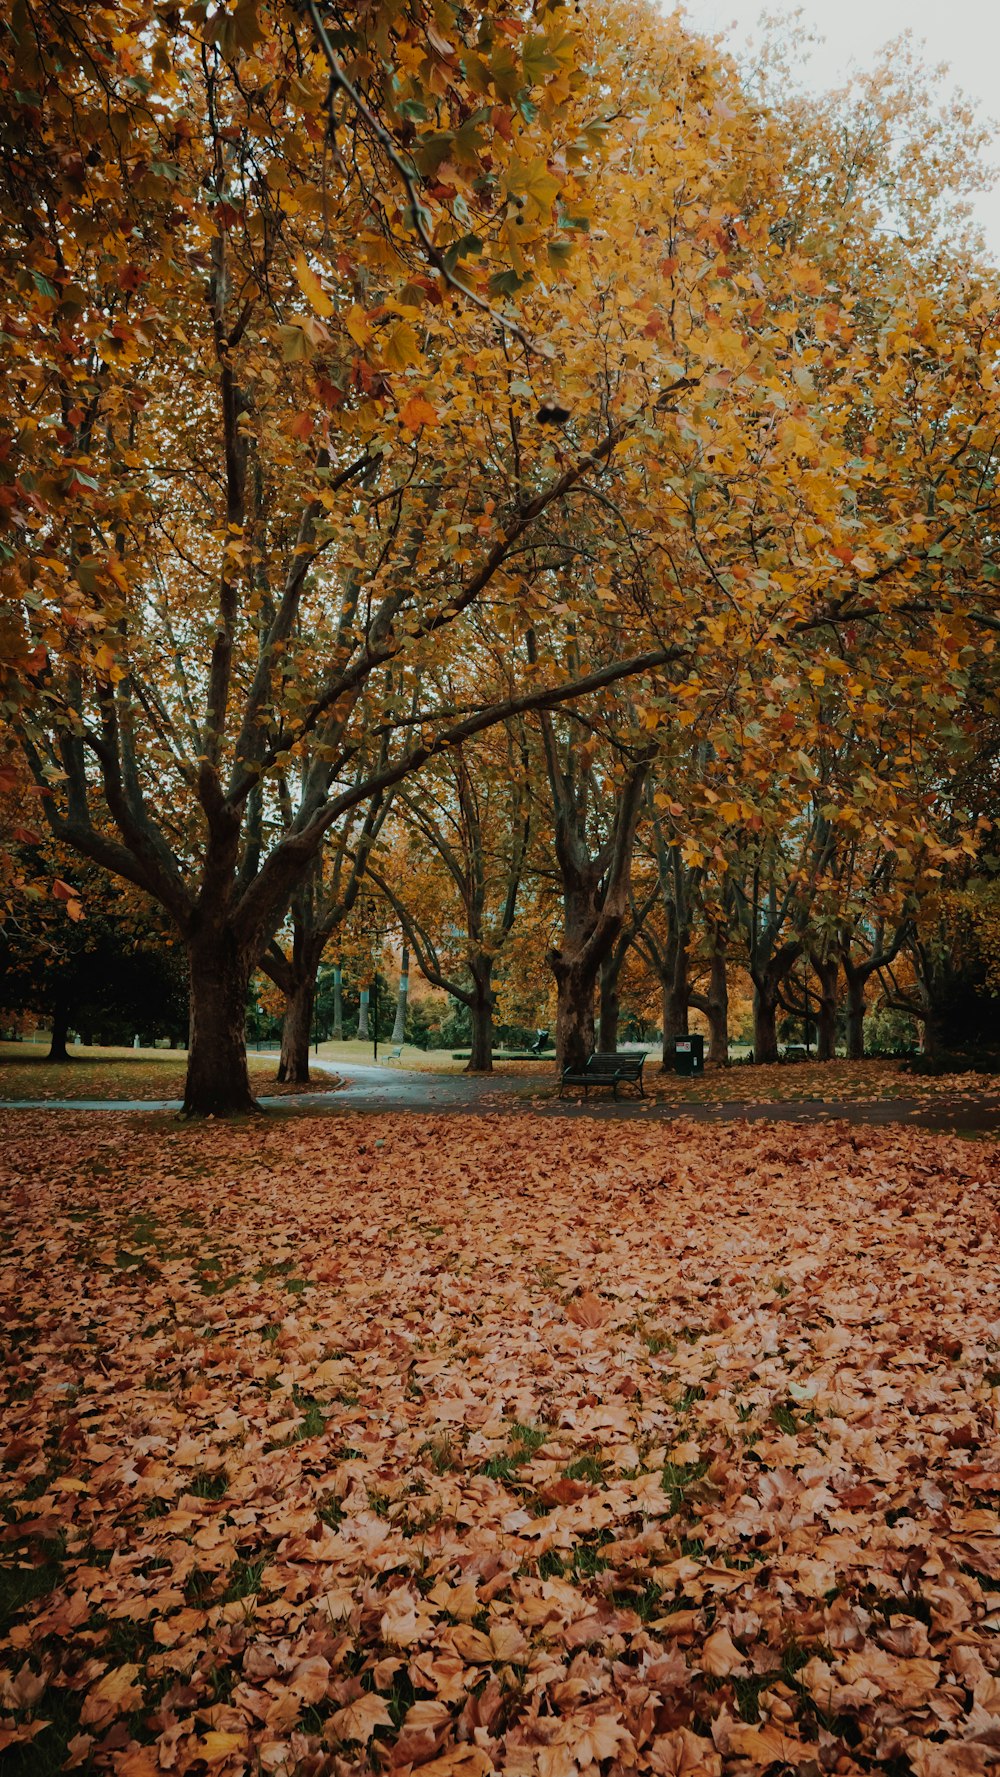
[3,1058,1000,1132]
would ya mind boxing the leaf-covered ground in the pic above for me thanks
[555,1061,1000,1108]
[1,1112,999,1777]
[0,1051,336,1102]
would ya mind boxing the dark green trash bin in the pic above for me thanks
[673,1034,705,1075]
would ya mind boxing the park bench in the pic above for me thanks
[560,1050,646,1099]
[386,1044,404,1063]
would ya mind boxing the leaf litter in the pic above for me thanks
[1,1110,999,1777]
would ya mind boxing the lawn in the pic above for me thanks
[2,1110,999,1775]
[0,1046,337,1102]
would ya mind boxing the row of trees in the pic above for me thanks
[1,0,998,1110]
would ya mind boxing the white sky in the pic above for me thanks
[673,0,1000,257]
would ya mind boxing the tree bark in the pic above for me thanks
[658,922,690,1068]
[750,940,801,1065]
[553,955,597,1071]
[705,938,729,1064]
[331,964,343,1041]
[917,979,942,1059]
[391,945,409,1043]
[277,971,315,1083]
[845,969,866,1060]
[598,952,620,1053]
[661,972,689,1043]
[357,986,369,1041]
[813,955,839,1062]
[183,931,257,1116]
[466,958,495,1073]
[48,991,71,1063]
[752,984,780,1064]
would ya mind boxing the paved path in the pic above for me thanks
[3,1059,1000,1132]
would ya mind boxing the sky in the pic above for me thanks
[673,0,1000,257]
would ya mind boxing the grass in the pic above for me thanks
[0,1041,336,1101]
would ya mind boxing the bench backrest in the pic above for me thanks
[614,1054,645,1076]
[587,1051,644,1075]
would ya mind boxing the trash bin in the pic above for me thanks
[673,1034,705,1075]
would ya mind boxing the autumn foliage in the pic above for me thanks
[1,0,998,1095]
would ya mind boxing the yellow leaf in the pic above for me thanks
[198,1732,246,1764]
[507,156,560,222]
[80,1665,142,1728]
[278,323,311,363]
[294,252,332,317]
[344,304,372,348]
[383,322,421,370]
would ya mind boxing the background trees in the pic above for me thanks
[2,0,998,1097]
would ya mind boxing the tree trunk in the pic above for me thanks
[48,992,71,1063]
[845,969,866,1060]
[357,986,369,1041]
[277,971,315,1083]
[183,932,257,1116]
[813,956,839,1062]
[706,941,729,1065]
[598,952,620,1053]
[658,925,690,1068]
[466,960,495,1073]
[553,956,597,1072]
[332,964,343,1041]
[662,977,689,1040]
[752,984,780,1064]
[391,946,409,1043]
[918,981,942,1059]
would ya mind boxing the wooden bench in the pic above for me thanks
[386,1044,404,1063]
[560,1050,646,1099]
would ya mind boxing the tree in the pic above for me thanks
[0,869,187,1055]
[2,0,689,1113]
[261,791,390,1083]
[371,719,534,1071]
[535,712,651,1071]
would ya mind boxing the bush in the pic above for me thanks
[403,1001,433,1050]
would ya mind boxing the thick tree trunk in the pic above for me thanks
[277,972,315,1083]
[48,992,71,1063]
[391,946,409,1043]
[752,984,780,1064]
[332,964,343,1041]
[658,926,690,1068]
[463,955,495,1072]
[553,957,597,1072]
[845,969,866,1060]
[598,952,620,1053]
[918,983,943,1059]
[183,933,257,1116]
[357,986,369,1041]
[813,956,839,1062]
[706,941,729,1065]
